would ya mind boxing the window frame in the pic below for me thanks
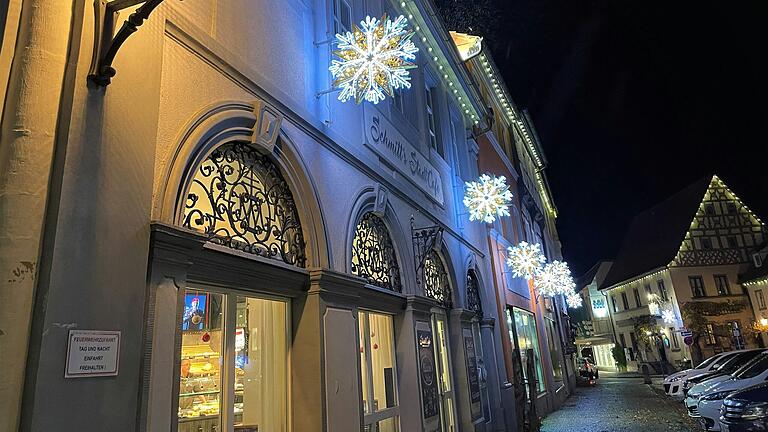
[714,274,730,296]
[332,0,352,35]
[359,309,401,427]
[657,280,668,301]
[176,286,291,431]
[621,292,629,310]
[633,288,642,308]
[689,276,706,298]
[757,289,767,310]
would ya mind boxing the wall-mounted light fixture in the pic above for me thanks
[88,0,165,86]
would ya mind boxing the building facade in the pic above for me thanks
[0,1,573,431]
[599,175,767,370]
[572,261,616,370]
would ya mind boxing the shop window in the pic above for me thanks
[545,318,564,385]
[423,251,452,307]
[507,308,545,394]
[351,213,402,291]
[183,142,306,267]
[433,314,456,431]
[714,274,730,296]
[466,270,483,316]
[689,276,706,298]
[359,311,400,431]
[178,290,288,432]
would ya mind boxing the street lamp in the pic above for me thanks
[88,0,166,86]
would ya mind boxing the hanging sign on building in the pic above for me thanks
[417,328,439,419]
[364,108,444,204]
[65,330,121,378]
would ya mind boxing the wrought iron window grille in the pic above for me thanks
[466,270,483,316]
[350,213,402,292]
[182,142,307,267]
[411,216,450,307]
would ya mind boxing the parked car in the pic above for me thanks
[577,357,598,383]
[695,352,768,431]
[682,350,766,397]
[666,352,737,397]
[719,381,768,432]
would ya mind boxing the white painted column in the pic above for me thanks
[0,0,73,430]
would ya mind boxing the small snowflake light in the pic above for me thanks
[464,174,514,223]
[506,242,546,280]
[566,291,583,309]
[661,309,676,324]
[329,15,418,104]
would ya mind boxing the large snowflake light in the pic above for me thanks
[506,242,546,280]
[534,261,573,297]
[329,15,418,104]
[464,174,514,223]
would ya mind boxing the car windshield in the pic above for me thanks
[720,351,763,373]
[711,353,739,370]
[734,354,768,379]
[696,354,722,369]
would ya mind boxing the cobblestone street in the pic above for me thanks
[541,376,700,432]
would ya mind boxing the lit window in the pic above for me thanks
[714,274,730,296]
[177,291,289,431]
[508,308,545,394]
[706,324,716,345]
[359,311,400,430]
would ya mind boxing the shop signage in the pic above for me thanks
[463,334,481,416]
[683,336,694,346]
[417,328,439,419]
[65,330,120,378]
[364,108,445,205]
[591,298,608,318]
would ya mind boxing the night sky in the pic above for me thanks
[441,1,768,275]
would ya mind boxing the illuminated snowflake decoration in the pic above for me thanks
[566,291,583,309]
[661,308,676,324]
[329,15,418,104]
[534,261,574,297]
[464,174,514,223]
[506,242,546,280]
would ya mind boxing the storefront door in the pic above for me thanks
[433,313,456,432]
[177,288,289,432]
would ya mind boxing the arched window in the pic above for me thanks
[423,251,451,307]
[182,142,306,267]
[466,270,483,316]
[351,212,402,291]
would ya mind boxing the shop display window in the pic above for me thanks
[359,311,400,432]
[433,315,456,432]
[545,318,564,385]
[178,289,288,432]
[507,308,545,394]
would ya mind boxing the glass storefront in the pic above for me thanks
[545,318,563,386]
[359,311,400,432]
[434,314,456,432]
[507,307,545,394]
[178,289,288,432]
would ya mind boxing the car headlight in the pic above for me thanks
[742,403,768,420]
[701,391,732,401]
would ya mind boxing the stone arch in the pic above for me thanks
[157,100,330,268]
[344,185,414,293]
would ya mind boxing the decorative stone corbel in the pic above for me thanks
[372,184,389,217]
[251,98,283,153]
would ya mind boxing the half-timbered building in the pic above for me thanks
[599,175,767,369]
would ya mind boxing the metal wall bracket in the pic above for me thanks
[411,215,444,285]
[87,0,165,87]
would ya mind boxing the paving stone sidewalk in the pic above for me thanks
[540,377,700,432]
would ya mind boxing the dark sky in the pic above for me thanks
[467,0,768,275]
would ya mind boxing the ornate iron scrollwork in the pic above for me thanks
[467,270,483,316]
[423,251,451,307]
[183,142,307,267]
[351,212,402,292]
